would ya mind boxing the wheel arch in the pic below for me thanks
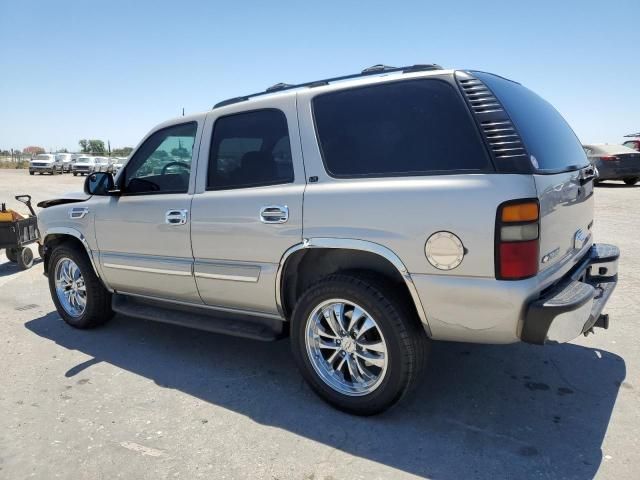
[276,238,431,336]
[42,227,104,283]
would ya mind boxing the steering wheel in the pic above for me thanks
[161,161,190,175]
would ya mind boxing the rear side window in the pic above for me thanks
[207,109,294,190]
[313,79,491,178]
[475,72,588,173]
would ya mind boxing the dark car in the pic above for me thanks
[583,144,640,185]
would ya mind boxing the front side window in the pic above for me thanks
[124,122,197,194]
[207,109,293,190]
[313,79,491,178]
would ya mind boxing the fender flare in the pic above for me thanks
[43,227,106,283]
[275,237,432,336]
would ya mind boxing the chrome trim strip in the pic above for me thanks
[194,272,258,282]
[103,263,192,276]
[275,238,432,336]
[117,290,284,320]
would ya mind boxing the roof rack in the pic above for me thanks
[624,132,640,138]
[212,63,443,109]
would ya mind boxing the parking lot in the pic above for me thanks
[0,169,638,479]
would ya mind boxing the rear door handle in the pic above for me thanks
[165,209,188,225]
[260,205,289,224]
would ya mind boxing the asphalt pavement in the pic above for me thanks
[0,169,638,479]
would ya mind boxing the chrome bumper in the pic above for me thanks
[521,244,619,344]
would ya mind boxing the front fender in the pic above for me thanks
[42,227,105,284]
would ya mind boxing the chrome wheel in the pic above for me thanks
[305,299,388,396]
[54,258,87,317]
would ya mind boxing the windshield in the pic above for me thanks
[77,157,94,164]
[474,72,589,173]
[34,154,51,160]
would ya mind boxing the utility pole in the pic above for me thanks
[182,107,185,117]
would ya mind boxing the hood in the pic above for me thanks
[31,158,54,164]
[37,191,91,208]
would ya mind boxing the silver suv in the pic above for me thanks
[37,64,619,415]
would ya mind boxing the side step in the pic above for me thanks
[112,294,285,341]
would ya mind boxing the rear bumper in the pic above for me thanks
[521,244,619,344]
[596,162,640,180]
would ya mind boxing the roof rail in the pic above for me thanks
[212,63,443,109]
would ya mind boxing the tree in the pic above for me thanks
[171,147,190,159]
[112,147,133,157]
[56,148,69,153]
[78,139,105,154]
[151,150,169,160]
[23,146,45,155]
[88,140,105,154]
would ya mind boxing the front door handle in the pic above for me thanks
[165,209,188,225]
[260,205,289,224]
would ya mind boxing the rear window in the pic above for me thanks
[623,141,639,151]
[474,72,588,173]
[313,79,491,178]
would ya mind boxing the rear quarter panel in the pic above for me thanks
[301,174,538,277]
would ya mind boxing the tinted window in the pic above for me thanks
[313,79,490,177]
[124,122,197,194]
[623,141,639,152]
[475,72,588,173]
[207,109,293,190]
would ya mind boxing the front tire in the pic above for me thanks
[291,274,429,415]
[48,244,113,328]
[624,177,638,186]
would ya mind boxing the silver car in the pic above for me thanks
[37,64,619,415]
[55,153,74,173]
[71,156,96,176]
[29,153,63,175]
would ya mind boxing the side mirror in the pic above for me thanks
[84,172,117,196]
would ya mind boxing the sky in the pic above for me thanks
[1,0,638,152]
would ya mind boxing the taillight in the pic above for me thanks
[496,199,540,280]
[600,155,617,161]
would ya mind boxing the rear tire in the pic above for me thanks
[624,177,638,186]
[16,247,34,270]
[291,273,429,415]
[6,248,18,262]
[73,172,77,176]
[48,244,113,329]
[29,171,34,176]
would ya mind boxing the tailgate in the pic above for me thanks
[534,168,594,280]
